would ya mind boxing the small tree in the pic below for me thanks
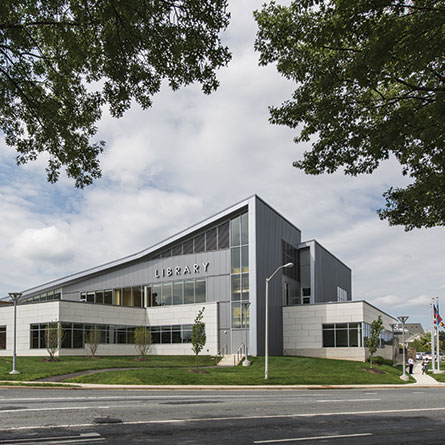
[86,325,101,358]
[191,308,206,371]
[368,316,384,368]
[45,322,61,361]
[134,327,152,360]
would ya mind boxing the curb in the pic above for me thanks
[1,381,445,390]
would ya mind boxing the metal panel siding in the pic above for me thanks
[62,250,230,295]
[254,198,301,356]
[314,243,352,303]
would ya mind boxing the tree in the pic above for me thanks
[1,1,231,187]
[411,331,444,353]
[45,321,61,360]
[367,316,383,368]
[134,326,152,359]
[191,307,206,371]
[254,1,445,230]
[85,325,101,358]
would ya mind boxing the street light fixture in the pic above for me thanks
[398,316,409,381]
[389,323,398,367]
[265,262,294,380]
[242,301,251,367]
[8,292,22,375]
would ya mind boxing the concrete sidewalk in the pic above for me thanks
[410,362,440,385]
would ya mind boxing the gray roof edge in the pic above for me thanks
[254,195,302,233]
[20,195,256,297]
[298,239,352,271]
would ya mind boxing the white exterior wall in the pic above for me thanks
[283,301,397,362]
[0,301,218,357]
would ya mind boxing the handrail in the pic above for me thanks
[218,344,229,357]
[234,343,245,366]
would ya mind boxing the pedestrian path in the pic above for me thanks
[411,362,439,385]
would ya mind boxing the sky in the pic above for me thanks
[1,1,444,332]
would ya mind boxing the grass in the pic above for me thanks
[0,354,412,385]
[0,355,217,382]
[429,371,445,383]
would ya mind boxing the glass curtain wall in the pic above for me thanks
[231,212,249,329]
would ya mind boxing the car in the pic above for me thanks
[416,352,424,360]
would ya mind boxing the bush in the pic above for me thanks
[367,356,392,366]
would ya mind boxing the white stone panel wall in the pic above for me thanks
[0,300,218,357]
[0,301,61,357]
[283,301,397,361]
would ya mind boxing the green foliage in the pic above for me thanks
[134,326,152,358]
[0,0,231,187]
[85,326,101,358]
[254,1,445,230]
[411,331,443,353]
[368,316,384,368]
[191,307,206,370]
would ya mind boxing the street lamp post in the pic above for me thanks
[389,323,398,367]
[8,292,22,375]
[398,316,409,381]
[242,301,251,367]
[265,262,294,380]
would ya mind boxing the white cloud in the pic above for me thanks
[0,0,444,333]
[11,225,75,263]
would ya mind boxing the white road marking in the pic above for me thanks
[0,433,104,445]
[0,406,110,414]
[316,398,380,402]
[2,406,445,432]
[254,433,373,443]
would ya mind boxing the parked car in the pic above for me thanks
[416,352,424,360]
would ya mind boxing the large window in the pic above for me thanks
[158,220,230,259]
[231,212,249,329]
[22,289,62,304]
[79,278,206,309]
[0,326,5,349]
[322,323,363,348]
[323,322,393,348]
[282,240,298,280]
[31,323,197,349]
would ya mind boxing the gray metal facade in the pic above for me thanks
[16,195,352,356]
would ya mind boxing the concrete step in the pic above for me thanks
[217,354,244,367]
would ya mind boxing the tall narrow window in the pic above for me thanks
[0,326,6,349]
[173,282,183,305]
[231,216,241,247]
[161,282,172,306]
[151,284,162,307]
[114,289,122,306]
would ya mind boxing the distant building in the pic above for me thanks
[0,195,397,361]
[405,323,425,336]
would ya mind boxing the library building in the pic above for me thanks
[0,195,397,362]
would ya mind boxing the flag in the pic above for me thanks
[434,303,444,328]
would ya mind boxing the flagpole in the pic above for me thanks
[437,297,441,372]
[432,299,436,372]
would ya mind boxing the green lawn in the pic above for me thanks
[0,355,217,382]
[430,371,445,383]
[0,355,412,385]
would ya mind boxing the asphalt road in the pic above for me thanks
[0,388,445,444]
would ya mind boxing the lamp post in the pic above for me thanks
[398,316,409,381]
[265,262,294,380]
[242,301,251,367]
[8,292,22,375]
[389,323,398,366]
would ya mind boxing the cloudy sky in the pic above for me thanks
[1,1,444,331]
